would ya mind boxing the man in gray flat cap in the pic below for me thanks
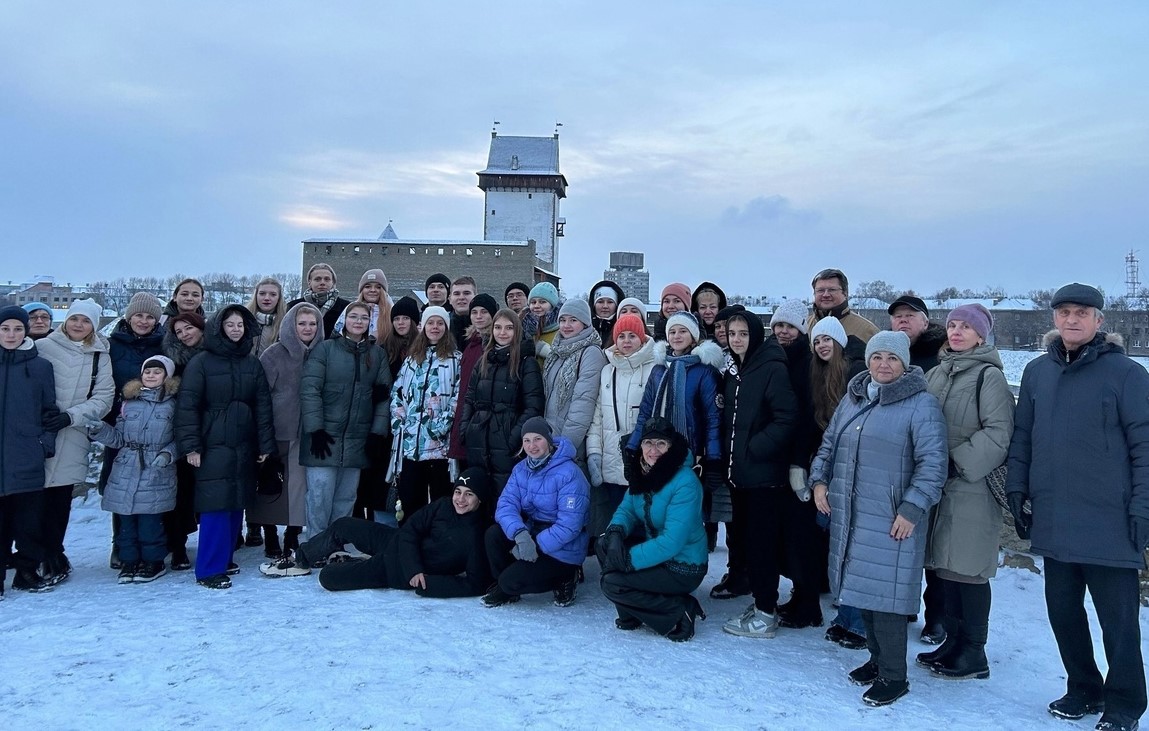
[1006,282,1148,731]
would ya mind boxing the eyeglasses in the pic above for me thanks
[28,313,52,321]
[640,438,671,451]
[345,315,370,323]
[814,287,842,296]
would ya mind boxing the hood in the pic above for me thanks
[122,376,181,402]
[587,280,626,310]
[606,335,663,372]
[910,323,948,357]
[691,339,725,370]
[162,328,204,367]
[691,281,728,312]
[45,327,110,354]
[935,342,1004,374]
[729,312,766,365]
[276,302,327,359]
[204,304,258,359]
[847,365,929,405]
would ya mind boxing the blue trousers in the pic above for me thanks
[305,467,361,539]
[116,513,167,563]
[196,510,242,580]
[831,604,867,637]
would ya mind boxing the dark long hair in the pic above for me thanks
[810,340,850,430]
[480,309,524,381]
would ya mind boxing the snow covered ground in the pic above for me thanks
[3,497,1145,730]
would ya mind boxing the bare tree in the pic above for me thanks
[854,280,897,302]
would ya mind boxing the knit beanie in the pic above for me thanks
[454,467,493,505]
[22,302,52,316]
[141,355,176,380]
[391,296,422,325]
[504,281,531,300]
[769,299,809,334]
[521,416,553,448]
[424,273,451,291]
[169,311,206,333]
[421,306,450,329]
[612,314,648,344]
[810,316,847,349]
[618,297,646,315]
[946,304,993,342]
[559,298,592,328]
[0,305,30,330]
[528,282,560,308]
[358,268,388,293]
[660,283,691,309]
[666,311,701,343]
[65,299,103,330]
[865,330,912,370]
[125,292,163,320]
[469,293,500,318]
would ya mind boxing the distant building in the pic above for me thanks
[602,251,649,303]
[7,277,88,309]
[302,130,567,302]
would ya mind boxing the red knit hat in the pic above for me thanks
[612,313,648,344]
[660,283,691,310]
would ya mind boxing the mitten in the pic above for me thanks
[512,530,538,562]
[588,454,604,487]
[151,452,172,468]
[788,466,811,502]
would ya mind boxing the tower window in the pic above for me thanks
[491,209,496,215]
[466,249,473,256]
[494,249,501,257]
[353,246,360,254]
[409,248,416,255]
[325,245,333,255]
[438,248,444,256]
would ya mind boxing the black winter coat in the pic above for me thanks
[460,342,545,490]
[781,334,818,466]
[175,306,276,513]
[387,496,491,598]
[0,340,59,496]
[723,332,798,489]
[107,319,165,421]
[909,323,947,373]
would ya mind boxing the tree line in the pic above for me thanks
[86,272,304,313]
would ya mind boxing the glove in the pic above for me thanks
[704,459,726,494]
[622,448,639,485]
[85,420,106,434]
[151,452,172,468]
[601,529,631,573]
[1131,516,1149,553]
[1006,492,1032,540]
[43,412,72,432]
[309,430,335,460]
[789,466,811,502]
[588,454,603,487]
[512,530,538,562]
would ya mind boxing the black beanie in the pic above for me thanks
[469,293,499,318]
[425,273,451,291]
[714,304,746,325]
[455,467,493,505]
[504,281,530,300]
[391,296,422,325]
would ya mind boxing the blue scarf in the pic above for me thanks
[527,449,554,471]
[655,348,701,440]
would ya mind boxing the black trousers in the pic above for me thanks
[299,516,398,592]
[0,490,46,573]
[778,488,823,614]
[397,459,451,524]
[485,524,578,596]
[923,569,945,624]
[862,609,910,682]
[40,484,74,562]
[1044,557,1147,721]
[730,486,783,613]
[163,459,198,553]
[601,565,704,635]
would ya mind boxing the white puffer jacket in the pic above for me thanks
[587,338,664,485]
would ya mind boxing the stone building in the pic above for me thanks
[602,252,650,303]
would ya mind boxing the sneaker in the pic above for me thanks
[197,573,232,590]
[722,606,778,638]
[848,660,880,686]
[863,677,910,707]
[327,551,362,564]
[838,631,868,650]
[553,575,578,607]
[480,585,520,608]
[1048,693,1104,720]
[258,554,311,578]
[615,616,642,631]
[117,562,139,585]
[226,562,241,575]
[170,549,192,571]
[134,561,168,583]
[709,572,751,600]
[1096,716,1139,731]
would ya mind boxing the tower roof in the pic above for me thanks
[479,135,561,175]
[378,222,398,240]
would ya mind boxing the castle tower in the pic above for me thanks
[477,132,567,268]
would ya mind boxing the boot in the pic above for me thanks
[916,615,962,669]
[244,524,263,547]
[283,526,302,553]
[263,526,282,559]
[13,567,53,592]
[932,620,989,680]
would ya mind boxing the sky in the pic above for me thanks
[2,2,1147,301]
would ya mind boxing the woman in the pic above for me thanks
[246,276,286,358]
[23,302,54,340]
[521,282,560,365]
[447,294,500,471]
[691,282,728,341]
[921,305,1014,680]
[163,312,206,377]
[0,306,61,594]
[810,331,947,707]
[542,299,607,466]
[652,283,691,341]
[258,303,325,558]
[160,310,206,568]
[599,417,709,641]
[482,417,590,608]
[389,306,461,522]
[587,279,625,349]
[161,278,205,326]
[175,305,276,589]
[299,302,392,542]
[332,269,391,341]
[617,297,647,322]
[383,296,420,380]
[587,313,662,539]
[35,299,115,584]
[459,309,544,497]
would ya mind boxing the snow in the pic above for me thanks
[4,498,1145,730]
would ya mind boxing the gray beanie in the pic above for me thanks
[559,298,593,328]
[520,416,554,448]
[769,299,809,334]
[124,292,163,321]
[865,330,911,370]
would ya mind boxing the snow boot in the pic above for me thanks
[1048,693,1104,720]
[553,574,578,607]
[862,678,910,707]
[933,620,989,680]
[848,661,880,686]
[263,526,282,559]
[916,615,962,669]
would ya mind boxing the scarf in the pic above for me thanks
[545,327,602,413]
[527,449,553,471]
[654,348,701,439]
[254,311,275,327]
[523,307,560,338]
[305,288,341,314]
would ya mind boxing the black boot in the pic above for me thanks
[932,620,990,679]
[263,525,282,559]
[916,615,962,669]
[244,523,263,547]
[283,526,302,553]
[13,567,52,593]
[666,596,707,642]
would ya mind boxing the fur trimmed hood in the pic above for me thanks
[1041,328,1123,349]
[122,376,180,401]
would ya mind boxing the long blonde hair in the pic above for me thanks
[246,276,286,319]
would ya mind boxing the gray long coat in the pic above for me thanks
[93,379,178,515]
[810,367,947,615]
[925,345,1014,582]
[542,326,607,463]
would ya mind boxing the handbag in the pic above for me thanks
[255,453,284,497]
[973,365,1025,513]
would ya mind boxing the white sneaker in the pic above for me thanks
[723,607,779,638]
[258,553,311,578]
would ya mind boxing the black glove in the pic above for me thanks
[703,459,726,493]
[1131,516,1149,553]
[309,430,335,460]
[43,412,71,433]
[621,448,639,485]
[1006,492,1032,540]
[601,529,632,573]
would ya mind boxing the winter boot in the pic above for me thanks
[263,527,282,559]
[134,561,168,583]
[14,567,54,592]
[1047,693,1104,720]
[862,677,910,707]
[932,620,990,680]
[244,523,264,547]
[848,660,880,686]
[916,615,962,669]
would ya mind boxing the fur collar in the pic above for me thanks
[627,436,690,495]
[122,376,180,401]
[847,366,928,405]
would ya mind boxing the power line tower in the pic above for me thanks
[1127,249,1141,300]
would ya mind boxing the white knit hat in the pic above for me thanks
[66,298,103,329]
[666,312,701,343]
[421,306,450,329]
[769,299,809,335]
[810,316,847,349]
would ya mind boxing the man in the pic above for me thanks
[805,268,879,343]
[287,263,351,339]
[888,295,947,373]
[504,282,530,316]
[424,273,451,309]
[448,276,477,346]
[1006,282,1148,731]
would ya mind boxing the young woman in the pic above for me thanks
[332,269,391,341]
[258,303,325,558]
[922,305,1014,680]
[35,299,115,584]
[459,308,545,496]
[383,296,421,380]
[389,306,461,522]
[652,283,691,341]
[159,310,206,568]
[599,418,709,641]
[447,294,499,470]
[175,305,275,589]
[298,302,392,542]
[163,312,206,377]
[160,278,205,326]
[810,331,947,706]
[541,299,608,465]
[245,276,285,358]
[521,282,561,365]
[587,279,625,348]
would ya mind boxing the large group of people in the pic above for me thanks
[0,266,1145,727]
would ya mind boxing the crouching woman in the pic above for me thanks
[599,417,708,641]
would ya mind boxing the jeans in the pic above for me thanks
[832,604,867,637]
[305,466,361,539]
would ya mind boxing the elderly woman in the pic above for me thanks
[23,302,55,340]
[810,331,947,707]
[599,417,708,641]
[921,305,1014,680]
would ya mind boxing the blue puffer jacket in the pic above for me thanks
[609,444,708,574]
[810,367,947,615]
[0,338,59,496]
[496,436,590,565]
[93,379,178,515]
[627,340,723,461]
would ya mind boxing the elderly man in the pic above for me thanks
[805,268,879,343]
[1006,283,1148,731]
[888,295,948,372]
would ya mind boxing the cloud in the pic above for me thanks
[278,205,355,231]
[720,195,821,227]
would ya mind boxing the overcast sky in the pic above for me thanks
[3,2,1147,301]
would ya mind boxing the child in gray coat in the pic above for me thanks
[89,356,179,584]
